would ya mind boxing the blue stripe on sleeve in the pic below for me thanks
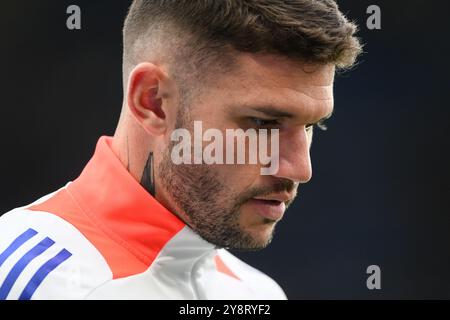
[0,228,38,268]
[19,249,72,300]
[0,237,54,300]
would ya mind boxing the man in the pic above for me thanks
[0,0,361,299]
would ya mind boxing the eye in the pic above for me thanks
[306,119,328,131]
[316,119,328,131]
[250,117,281,128]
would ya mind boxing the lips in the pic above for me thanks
[246,198,286,221]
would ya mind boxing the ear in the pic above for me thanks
[126,62,169,135]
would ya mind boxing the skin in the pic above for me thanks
[112,51,335,250]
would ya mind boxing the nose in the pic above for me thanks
[274,127,313,183]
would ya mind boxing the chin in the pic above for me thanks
[234,223,275,251]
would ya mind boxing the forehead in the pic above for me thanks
[233,53,335,97]
[209,53,335,121]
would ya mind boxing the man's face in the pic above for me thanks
[157,53,335,250]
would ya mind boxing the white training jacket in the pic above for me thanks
[0,136,286,300]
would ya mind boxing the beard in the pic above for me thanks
[159,156,260,250]
[157,117,296,251]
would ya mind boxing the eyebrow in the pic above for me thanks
[249,106,295,118]
[249,105,334,122]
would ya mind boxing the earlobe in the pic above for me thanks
[127,63,168,135]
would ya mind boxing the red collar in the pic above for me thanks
[30,136,239,280]
[66,136,185,270]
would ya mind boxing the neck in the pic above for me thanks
[111,111,151,183]
[111,110,185,224]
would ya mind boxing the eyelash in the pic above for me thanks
[250,117,281,128]
[250,117,329,131]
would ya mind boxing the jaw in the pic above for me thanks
[236,210,277,249]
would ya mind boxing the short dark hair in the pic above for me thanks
[123,0,362,90]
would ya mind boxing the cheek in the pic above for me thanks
[216,163,261,190]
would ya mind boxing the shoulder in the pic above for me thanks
[216,249,287,299]
[0,196,112,300]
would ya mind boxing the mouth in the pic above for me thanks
[246,198,287,221]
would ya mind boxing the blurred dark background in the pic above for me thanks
[0,1,449,299]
